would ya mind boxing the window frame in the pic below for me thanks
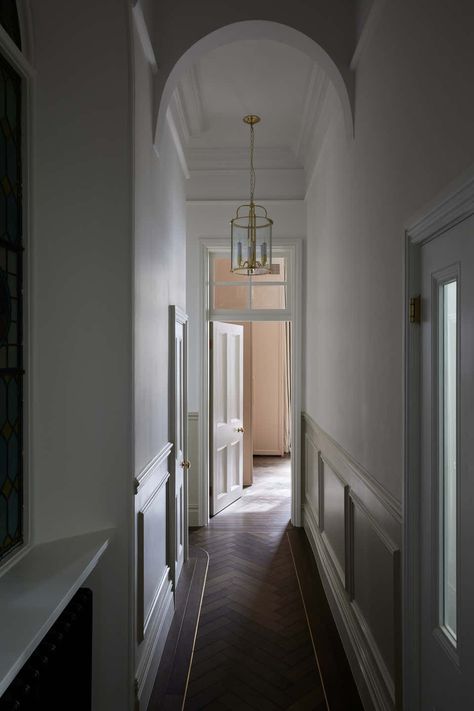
[208,247,293,323]
[0,10,33,573]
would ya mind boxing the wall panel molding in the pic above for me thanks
[303,412,401,526]
[187,412,202,526]
[136,472,171,641]
[135,442,174,711]
[302,413,401,711]
[135,441,173,493]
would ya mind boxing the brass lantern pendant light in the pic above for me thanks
[230,115,273,275]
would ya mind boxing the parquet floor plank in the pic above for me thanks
[155,456,366,711]
[185,458,327,710]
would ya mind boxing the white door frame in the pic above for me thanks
[198,236,303,527]
[169,305,189,584]
[403,168,474,710]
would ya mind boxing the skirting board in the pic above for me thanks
[304,501,394,711]
[136,579,174,711]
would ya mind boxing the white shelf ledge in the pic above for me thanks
[0,529,111,697]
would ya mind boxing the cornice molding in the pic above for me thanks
[406,166,474,244]
[186,145,301,171]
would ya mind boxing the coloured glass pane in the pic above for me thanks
[0,54,22,561]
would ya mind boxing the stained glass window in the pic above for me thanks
[0,1,21,50]
[0,51,23,561]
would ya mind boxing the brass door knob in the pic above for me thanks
[236,427,245,433]
[180,460,191,469]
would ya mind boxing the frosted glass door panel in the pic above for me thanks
[441,280,457,641]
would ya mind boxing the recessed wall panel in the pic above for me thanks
[322,458,346,582]
[141,483,167,629]
[352,499,398,682]
[305,435,319,525]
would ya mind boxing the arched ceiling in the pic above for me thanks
[169,38,336,186]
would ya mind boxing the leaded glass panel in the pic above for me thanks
[0,1,21,50]
[0,51,22,561]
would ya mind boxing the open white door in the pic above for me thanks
[210,321,244,516]
[169,306,189,586]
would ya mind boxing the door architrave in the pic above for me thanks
[198,236,303,527]
[169,305,189,586]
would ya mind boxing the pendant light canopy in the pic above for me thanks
[230,115,273,275]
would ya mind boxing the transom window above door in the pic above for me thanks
[209,253,290,318]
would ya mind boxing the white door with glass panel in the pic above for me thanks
[420,214,474,709]
[210,321,244,515]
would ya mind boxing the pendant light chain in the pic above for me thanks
[230,114,273,275]
[249,122,255,204]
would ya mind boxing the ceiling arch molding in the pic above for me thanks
[153,20,354,158]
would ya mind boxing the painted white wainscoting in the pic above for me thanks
[134,442,174,711]
[187,412,201,527]
[302,413,402,711]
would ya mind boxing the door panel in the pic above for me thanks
[420,214,474,709]
[210,321,244,515]
[169,306,188,587]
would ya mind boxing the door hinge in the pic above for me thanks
[409,295,421,324]
[133,477,140,495]
[209,339,213,349]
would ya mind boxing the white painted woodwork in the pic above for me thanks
[321,458,347,586]
[252,322,285,456]
[0,530,110,697]
[189,234,303,526]
[302,413,401,711]
[210,321,244,515]
[169,306,189,585]
[418,214,474,710]
[187,412,200,526]
[404,169,474,711]
[304,434,320,526]
[134,442,174,709]
[241,322,254,486]
[351,494,400,694]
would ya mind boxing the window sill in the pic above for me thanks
[0,529,111,697]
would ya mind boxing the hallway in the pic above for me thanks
[184,458,362,710]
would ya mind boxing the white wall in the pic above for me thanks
[302,2,474,708]
[29,1,132,709]
[133,12,187,708]
[305,0,474,501]
[134,43,186,476]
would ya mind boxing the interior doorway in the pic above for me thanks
[198,238,302,526]
[210,318,292,518]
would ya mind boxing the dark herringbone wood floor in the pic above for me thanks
[185,457,328,710]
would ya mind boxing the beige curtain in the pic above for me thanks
[282,322,291,454]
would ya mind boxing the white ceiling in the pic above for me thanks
[171,39,332,176]
[188,40,311,150]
